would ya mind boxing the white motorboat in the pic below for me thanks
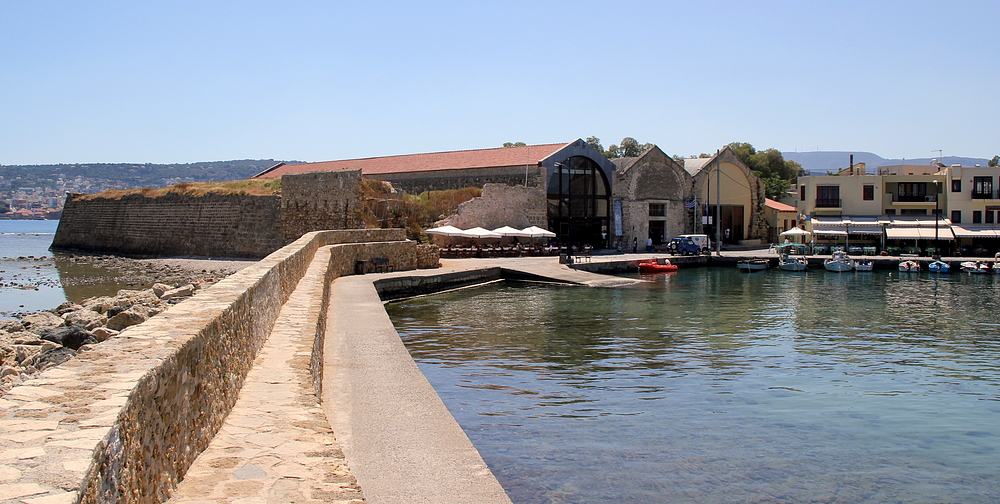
[855,260,874,272]
[898,260,920,272]
[823,251,855,272]
[961,261,989,274]
[737,258,770,272]
[778,254,807,271]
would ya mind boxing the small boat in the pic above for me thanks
[898,260,920,272]
[737,258,770,272]
[823,251,855,272]
[855,260,874,272]
[928,260,950,273]
[637,258,678,273]
[778,254,807,271]
[961,261,989,274]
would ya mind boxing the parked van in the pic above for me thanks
[678,234,711,254]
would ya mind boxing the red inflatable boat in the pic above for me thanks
[637,259,678,273]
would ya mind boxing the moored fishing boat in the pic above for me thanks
[823,250,855,272]
[898,260,920,272]
[778,254,807,271]
[855,260,874,272]
[637,258,678,273]
[928,260,950,273]
[960,261,989,274]
[737,258,770,272]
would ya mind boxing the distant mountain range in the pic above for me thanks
[782,151,992,176]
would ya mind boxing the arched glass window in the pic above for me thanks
[546,156,610,246]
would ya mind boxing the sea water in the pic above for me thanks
[0,220,65,317]
[386,268,1000,503]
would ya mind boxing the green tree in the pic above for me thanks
[502,141,526,147]
[726,142,804,199]
[585,136,606,156]
[605,137,653,158]
[990,155,999,167]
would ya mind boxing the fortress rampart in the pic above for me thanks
[52,171,366,259]
[52,192,284,259]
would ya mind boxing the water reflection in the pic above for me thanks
[388,269,1000,504]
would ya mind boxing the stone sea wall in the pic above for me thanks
[53,193,284,259]
[0,229,414,504]
[52,170,368,260]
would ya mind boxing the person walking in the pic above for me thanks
[646,237,653,252]
[632,237,638,253]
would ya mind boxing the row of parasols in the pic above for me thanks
[425,225,556,240]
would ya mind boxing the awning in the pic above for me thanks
[951,225,1000,238]
[885,227,954,240]
[813,229,848,236]
[848,227,884,235]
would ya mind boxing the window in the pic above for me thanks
[988,211,995,224]
[951,210,961,224]
[648,203,665,216]
[816,186,840,207]
[901,209,927,215]
[973,211,983,223]
[897,182,927,202]
[973,177,993,199]
[800,185,806,201]
[863,185,874,201]
[885,209,896,216]
[952,179,962,192]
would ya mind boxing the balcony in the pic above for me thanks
[971,190,997,200]
[815,198,842,208]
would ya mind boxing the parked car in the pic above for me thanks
[678,234,711,253]
[667,237,700,255]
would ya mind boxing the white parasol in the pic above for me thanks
[521,226,556,238]
[492,226,531,237]
[460,227,503,240]
[425,225,466,237]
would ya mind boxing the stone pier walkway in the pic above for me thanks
[166,247,364,504]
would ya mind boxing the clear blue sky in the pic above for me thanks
[2,0,998,165]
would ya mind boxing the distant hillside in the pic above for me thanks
[0,159,295,192]
[783,151,991,175]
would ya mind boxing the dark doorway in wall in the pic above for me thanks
[649,220,665,245]
[703,205,745,244]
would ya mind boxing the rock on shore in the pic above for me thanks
[0,281,200,394]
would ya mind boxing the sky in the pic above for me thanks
[2,0,998,166]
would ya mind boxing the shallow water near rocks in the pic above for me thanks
[387,268,1000,503]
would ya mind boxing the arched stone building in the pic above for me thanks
[686,147,767,245]
[611,146,692,250]
[255,140,765,249]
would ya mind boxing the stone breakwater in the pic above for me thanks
[0,229,415,503]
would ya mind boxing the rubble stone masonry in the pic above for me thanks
[0,229,414,504]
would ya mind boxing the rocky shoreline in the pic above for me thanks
[0,255,256,395]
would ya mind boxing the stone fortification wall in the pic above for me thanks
[280,170,363,243]
[0,229,415,504]
[53,192,283,259]
[439,183,546,232]
[372,166,545,194]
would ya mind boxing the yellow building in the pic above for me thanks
[686,147,766,245]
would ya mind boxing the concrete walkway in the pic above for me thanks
[166,247,364,504]
[164,254,643,504]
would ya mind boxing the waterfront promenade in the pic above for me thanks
[159,255,637,504]
[2,246,989,503]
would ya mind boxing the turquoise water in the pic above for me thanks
[387,269,1000,503]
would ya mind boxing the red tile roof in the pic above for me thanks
[766,198,797,212]
[256,143,569,178]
